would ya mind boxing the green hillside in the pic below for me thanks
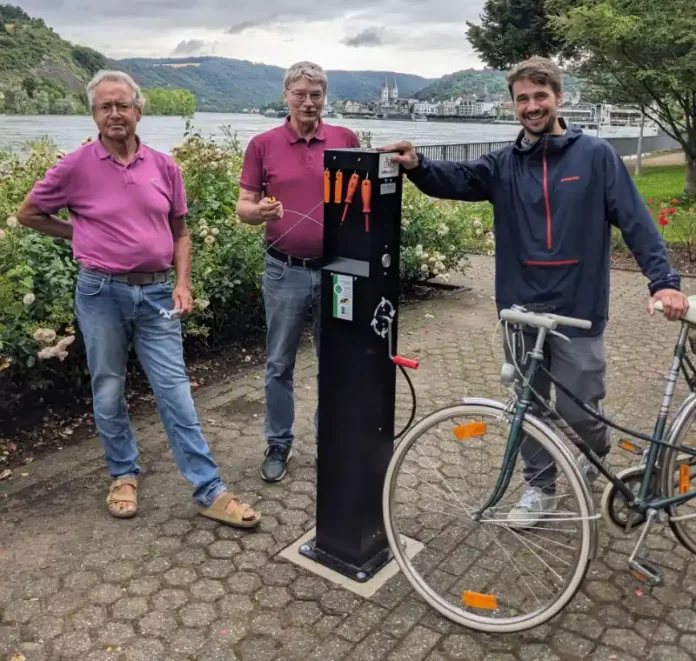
[415,68,584,101]
[0,4,104,113]
[114,57,432,112]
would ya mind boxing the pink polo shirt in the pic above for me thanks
[29,138,188,273]
[240,117,360,258]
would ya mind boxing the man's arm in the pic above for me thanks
[169,215,193,316]
[378,141,495,202]
[16,197,73,239]
[236,188,283,225]
[604,143,687,320]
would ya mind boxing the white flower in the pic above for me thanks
[6,216,19,228]
[437,224,449,236]
[194,298,210,310]
[38,346,58,360]
[56,335,76,350]
[475,228,483,237]
[33,328,56,344]
[414,244,423,256]
[420,263,429,274]
[211,227,220,236]
[487,249,495,256]
[472,219,482,228]
[435,261,445,271]
[23,293,35,305]
[199,228,208,238]
[429,256,437,264]
[402,219,410,227]
[56,351,69,362]
[487,231,495,240]
[204,235,215,245]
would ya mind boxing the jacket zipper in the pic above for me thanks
[542,140,552,249]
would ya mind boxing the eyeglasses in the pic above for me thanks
[288,91,324,103]
[96,102,136,115]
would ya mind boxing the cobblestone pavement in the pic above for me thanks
[2,256,696,661]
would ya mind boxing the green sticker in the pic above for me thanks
[332,274,353,321]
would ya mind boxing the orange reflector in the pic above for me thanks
[619,440,637,453]
[453,422,487,440]
[462,591,497,610]
[680,465,690,494]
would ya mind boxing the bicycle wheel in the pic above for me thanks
[383,398,596,634]
[660,395,696,554]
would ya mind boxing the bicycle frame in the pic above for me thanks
[474,321,696,519]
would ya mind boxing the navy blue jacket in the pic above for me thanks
[407,123,680,336]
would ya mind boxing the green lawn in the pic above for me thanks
[633,164,687,203]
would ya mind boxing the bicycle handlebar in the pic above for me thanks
[500,309,592,330]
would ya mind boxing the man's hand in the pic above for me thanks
[258,197,283,221]
[173,283,194,318]
[649,289,689,321]
[377,141,419,170]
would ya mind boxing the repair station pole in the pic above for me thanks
[298,148,407,581]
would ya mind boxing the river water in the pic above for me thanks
[0,112,528,154]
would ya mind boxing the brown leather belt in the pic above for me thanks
[81,267,170,285]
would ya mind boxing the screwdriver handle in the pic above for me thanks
[324,170,331,204]
[334,171,343,203]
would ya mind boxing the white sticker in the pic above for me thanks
[332,274,353,321]
[378,152,399,179]
[380,182,396,195]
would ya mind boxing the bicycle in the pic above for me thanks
[382,300,696,633]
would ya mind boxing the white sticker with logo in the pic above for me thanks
[380,182,396,195]
[378,152,399,179]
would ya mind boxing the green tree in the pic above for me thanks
[465,0,571,70]
[552,0,696,196]
[142,87,196,116]
[34,89,49,114]
[21,74,37,98]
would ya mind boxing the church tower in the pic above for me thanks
[391,77,399,101]
[381,77,390,103]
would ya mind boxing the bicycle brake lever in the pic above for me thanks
[548,329,571,343]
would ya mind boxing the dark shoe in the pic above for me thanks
[261,446,293,482]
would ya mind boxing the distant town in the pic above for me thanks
[245,77,655,134]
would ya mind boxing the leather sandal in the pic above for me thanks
[199,492,261,528]
[106,477,138,519]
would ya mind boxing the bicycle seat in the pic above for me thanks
[654,295,696,325]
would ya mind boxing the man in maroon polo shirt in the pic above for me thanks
[237,61,359,481]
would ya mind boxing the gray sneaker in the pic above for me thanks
[507,487,558,529]
[261,446,293,482]
[577,453,601,483]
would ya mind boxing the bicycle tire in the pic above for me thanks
[382,397,597,633]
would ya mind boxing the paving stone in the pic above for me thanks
[281,626,321,658]
[71,604,108,629]
[240,533,276,552]
[585,581,623,603]
[649,646,692,661]
[209,540,242,559]
[383,598,428,638]
[227,571,263,595]
[142,557,173,575]
[188,578,225,602]
[387,626,440,661]
[208,617,249,646]
[112,596,150,620]
[602,628,647,656]
[200,559,236,579]
[150,536,183,554]
[169,627,207,655]
[102,561,136,583]
[336,602,389,643]
[219,593,255,617]
[25,614,64,641]
[307,635,354,661]
[349,631,399,661]
[320,590,362,616]
[186,529,217,547]
[255,586,292,609]
[176,547,208,566]
[440,633,484,660]
[259,562,298,586]
[124,637,166,661]
[666,608,696,632]
[163,566,197,587]
[162,519,192,536]
[283,600,322,627]
[180,602,218,628]
[89,583,125,605]
[249,611,285,638]
[550,630,593,658]
[590,647,637,661]
[238,635,281,661]
[152,588,188,611]
[96,621,137,646]
[138,610,178,636]
[24,577,59,599]
[1,599,41,624]
[653,623,678,643]
[45,589,84,616]
[234,551,269,571]
[52,630,93,657]
[290,576,329,600]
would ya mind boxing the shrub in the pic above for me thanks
[0,123,481,410]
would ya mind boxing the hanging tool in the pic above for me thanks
[334,170,343,204]
[341,172,360,223]
[324,169,331,204]
[361,176,371,232]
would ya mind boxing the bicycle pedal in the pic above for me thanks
[629,558,662,586]
[617,439,643,456]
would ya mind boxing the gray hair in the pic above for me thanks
[87,70,145,110]
[283,61,328,93]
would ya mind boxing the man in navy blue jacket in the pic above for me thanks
[381,56,688,527]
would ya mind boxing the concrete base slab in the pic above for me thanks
[278,527,424,599]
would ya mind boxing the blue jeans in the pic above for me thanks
[262,255,321,452]
[74,270,226,507]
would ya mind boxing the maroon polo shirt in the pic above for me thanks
[239,117,360,258]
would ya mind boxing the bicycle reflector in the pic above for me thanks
[680,465,690,494]
[462,592,498,610]
[453,422,487,440]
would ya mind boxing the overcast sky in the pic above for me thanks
[19,0,488,78]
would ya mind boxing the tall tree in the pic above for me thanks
[552,0,696,196]
[465,0,569,71]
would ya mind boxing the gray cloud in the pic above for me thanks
[171,39,209,56]
[342,27,383,48]
[227,19,265,35]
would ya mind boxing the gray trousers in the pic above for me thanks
[503,329,611,491]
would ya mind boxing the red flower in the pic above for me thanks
[668,208,677,215]
[659,217,669,227]
[672,198,680,204]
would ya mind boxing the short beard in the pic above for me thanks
[524,113,556,136]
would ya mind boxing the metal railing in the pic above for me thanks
[414,133,682,162]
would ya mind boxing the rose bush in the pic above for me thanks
[0,123,485,409]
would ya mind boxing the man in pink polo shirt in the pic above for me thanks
[237,61,359,481]
[17,70,260,529]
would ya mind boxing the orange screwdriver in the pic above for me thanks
[341,172,360,222]
[323,169,331,204]
[361,176,371,232]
